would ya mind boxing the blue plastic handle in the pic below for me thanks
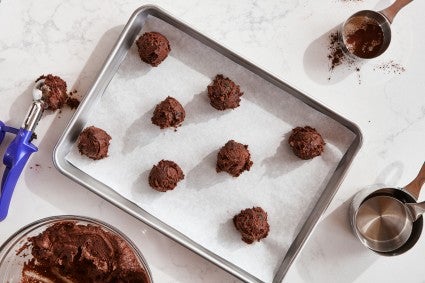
[0,127,37,221]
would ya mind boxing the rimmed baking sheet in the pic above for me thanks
[54,6,362,283]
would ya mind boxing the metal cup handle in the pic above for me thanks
[404,162,425,200]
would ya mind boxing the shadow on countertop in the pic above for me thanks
[292,198,378,283]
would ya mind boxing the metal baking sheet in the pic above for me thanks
[53,5,362,283]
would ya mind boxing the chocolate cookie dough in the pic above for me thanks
[288,126,325,160]
[149,160,184,192]
[207,74,243,110]
[151,96,185,129]
[21,221,150,283]
[77,126,112,160]
[136,32,171,67]
[216,140,253,177]
[233,207,270,244]
[35,74,67,110]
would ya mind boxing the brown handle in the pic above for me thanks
[380,0,413,23]
[404,162,425,200]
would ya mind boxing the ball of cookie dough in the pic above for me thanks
[149,160,184,192]
[78,126,112,160]
[35,74,67,110]
[151,96,186,129]
[288,126,325,160]
[216,140,253,177]
[136,32,171,67]
[233,207,270,244]
[207,74,243,110]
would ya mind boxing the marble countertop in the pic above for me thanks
[1,0,424,282]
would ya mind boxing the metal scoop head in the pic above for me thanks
[24,79,46,132]
[33,79,44,101]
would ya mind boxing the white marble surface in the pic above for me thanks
[0,0,424,282]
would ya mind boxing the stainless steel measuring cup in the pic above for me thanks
[350,162,425,255]
[340,0,413,59]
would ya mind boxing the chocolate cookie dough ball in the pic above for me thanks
[78,126,112,160]
[36,74,67,110]
[233,207,270,244]
[151,96,185,129]
[288,126,325,160]
[149,160,184,192]
[136,32,171,67]
[207,74,243,110]
[216,140,253,177]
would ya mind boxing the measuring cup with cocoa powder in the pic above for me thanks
[340,0,413,59]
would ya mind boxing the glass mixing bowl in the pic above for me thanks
[0,215,153,282]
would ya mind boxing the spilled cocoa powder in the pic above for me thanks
[327,29,405,84]
[327,31,361,83]
[327,32,356,70]
[374,60,406,74]
[328,32,344,70]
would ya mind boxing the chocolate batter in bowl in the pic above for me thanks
[0,215,152,283]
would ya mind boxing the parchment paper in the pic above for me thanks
[66,16,355,282]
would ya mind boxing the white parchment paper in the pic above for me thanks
[66,16,355,282]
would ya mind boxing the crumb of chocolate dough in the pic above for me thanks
[21,221,150,283]
[30,133,37,142]
[208,75,243,110]
[151,96,185,129]
[233,207,270,244]
[66,97,80,109]
[136,32,171,67]
[16,242,30,256]
[216,140,253,177]
[288,126,325,160]
[78,126,111,160]
[36,74,68,111]
[149,160,184,192]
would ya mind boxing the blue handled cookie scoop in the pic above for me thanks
[0,80,45,221]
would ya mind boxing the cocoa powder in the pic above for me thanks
[374,60,406,74]
[345,23,384,58]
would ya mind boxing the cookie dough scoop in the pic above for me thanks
[0,80,46,221]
